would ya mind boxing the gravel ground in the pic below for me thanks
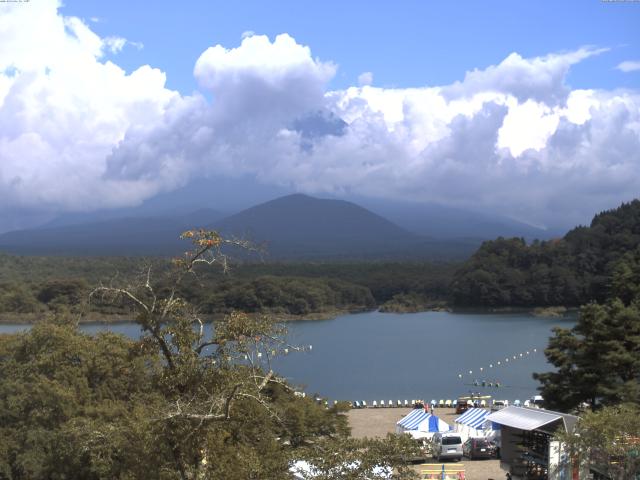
[347,407,505,480]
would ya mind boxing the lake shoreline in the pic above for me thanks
[0,307,372,325]
[0,304,578,325]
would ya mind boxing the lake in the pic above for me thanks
[0,310,575,404]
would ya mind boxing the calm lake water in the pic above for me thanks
[0,310,575,404]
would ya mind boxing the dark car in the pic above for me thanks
[462,437,495,460]
[455,398,471,414]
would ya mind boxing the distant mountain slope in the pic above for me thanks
[0,195,480,259]
[361,200,552,240]
[211,194,478,259]
[0,209,222,255]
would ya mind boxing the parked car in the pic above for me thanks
[462,437,495,460]
[455,397,473,414]
[491,399,508,411]
[432,432,463,461]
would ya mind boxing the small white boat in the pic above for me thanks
[404,400,409,407]
[380,400,385,408]
[372,400,378,408]
[397,400,402,408]
[389,400,394,408]
[362,401,368,408]
[445,399,452,407]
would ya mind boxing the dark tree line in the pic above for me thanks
[451,200,640,307]
[0,257,457,319]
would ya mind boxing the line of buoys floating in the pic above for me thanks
[240,344,312,362]
[457,348,538,380]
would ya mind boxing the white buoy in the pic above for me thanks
[513,355,516,360]
[257,352,262,358]
[309,345,313,350]
[469,370,473,375]
[480,367,483,372]
[284,348,289,354]
[458,374,463,378]
[526,351,530,355]
[505,358,509,362]
[533,348,537,352]
[497,361,501,365]
[519,353,523,357]
[489,364,493,368]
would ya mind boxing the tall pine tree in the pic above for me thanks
[534,247,640,411]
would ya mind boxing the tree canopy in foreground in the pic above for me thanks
[0,230,419,479]
[556,404,640,480]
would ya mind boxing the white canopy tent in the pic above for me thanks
[454,407,493,441]
[396,409,451,439]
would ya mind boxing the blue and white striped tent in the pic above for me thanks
[396,409,450,435]
[455,408,492,440]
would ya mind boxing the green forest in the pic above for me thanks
[2,200,640,321]
[0,256,456,321]
[450,200,640,307]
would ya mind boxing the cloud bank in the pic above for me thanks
[1,1,639,229]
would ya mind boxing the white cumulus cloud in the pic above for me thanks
[0,0,180,215]
[0,1,638,231]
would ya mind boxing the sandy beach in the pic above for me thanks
[347,407,505,480]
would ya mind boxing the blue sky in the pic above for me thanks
[62,0,640,93]
[0,0,639,232]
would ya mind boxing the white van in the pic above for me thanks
[431,432,463,461]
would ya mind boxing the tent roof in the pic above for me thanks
[486,406,578,433]
[455,407,489,428]
[397,409,431,430]
[397,409,450,432]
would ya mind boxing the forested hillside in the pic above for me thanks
[0,255,456,320]
[451,200,640,307]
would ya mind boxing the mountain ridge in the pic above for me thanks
[0,194,484,259]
